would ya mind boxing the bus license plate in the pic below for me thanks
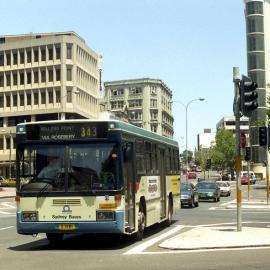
[58,224,76,231]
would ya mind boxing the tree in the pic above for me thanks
[209,128,236,173]
[181,150,193,166]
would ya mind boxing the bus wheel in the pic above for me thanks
[46,233,64,246]
[165,198,173,226]
[135,210,145,241]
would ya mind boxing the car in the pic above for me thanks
[180,182,199,208]
[187,171,197,179]
[240,171,256,185]
[216,181,231,196]
[196,181,221,202]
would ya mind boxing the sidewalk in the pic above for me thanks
[0,187,16,199]
[159,225,270,250]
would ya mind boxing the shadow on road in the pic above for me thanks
[8,220,177,251]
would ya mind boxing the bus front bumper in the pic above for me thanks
[16,211,125,235]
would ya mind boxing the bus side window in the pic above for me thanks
[123,143,132,162]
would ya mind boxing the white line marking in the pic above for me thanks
[0,226,14,231]
[1,202,16,209]
[124,225,185,255]
[0,210,14,214]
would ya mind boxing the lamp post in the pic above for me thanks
[171,98,205,171]
[58,90,80,120]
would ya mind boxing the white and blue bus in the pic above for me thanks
[16,120,180,245]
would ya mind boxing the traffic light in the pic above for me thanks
[259,126,268,146]
[245,147,251,161]
[206,159,211,170]
[240,75,258,117]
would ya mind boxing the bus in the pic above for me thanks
[16,119,180,245]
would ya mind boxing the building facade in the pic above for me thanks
[197,129,216,151]
[0,31,100,178]
[103,78,174,138]
[243,0,270,174]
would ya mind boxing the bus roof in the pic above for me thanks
[17,119,179,147]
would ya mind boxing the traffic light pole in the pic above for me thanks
[266,116,270,205]
[233,67,242,232]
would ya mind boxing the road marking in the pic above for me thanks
[124,225,185,255]
[1,202,16,209]
[0,226,14,231]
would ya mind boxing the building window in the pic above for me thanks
[0,74,3,87]
[246,1,263,15]
[6,73,10,86]
[56,46,61,59]
[6,52,11,65]
[129,111,142,120]
[0,138,3,150]
[150,99,157,108]
[67,68,72,81]
[48,47,53,60]
[27,72,31,84]
[6,94,10,107]
[248,52,265,70]
[56,69,61,81]
[34,48,39,62]
[20,51,24,64]
[248,34,264,52]
[27,92,31,106]
[129,86,142,95]
[27,49,31,63]
[0,52,4,66]
[13,94,17,107]
[41,47,46,61]
[111,101,124,109]
[48,69,53,82]
[41,91,46,104]
[13,73,17,85]
[247,16,264,33]
[34,92,38,105]
[55,89,60,102]
[129,99,142,108]
[34,70,38,83]
[48,89,53,103]
[20,93,24,106]
[67,44,72,59]
[67,88,72,103]
[41,70,46,83]
[0,95,3,108]
[13,52,17,65]
[112,88,124,96]
[20,73,24,85]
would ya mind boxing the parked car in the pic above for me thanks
[196,181,221,202]
[216,181,231,196]
[180,182,199,208]
[240,171,256,185]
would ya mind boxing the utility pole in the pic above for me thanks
[233,67,242,232]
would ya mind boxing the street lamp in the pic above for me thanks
[171,98,205,171]
[58,90,80,120]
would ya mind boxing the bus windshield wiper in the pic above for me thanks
[37,183,50,197]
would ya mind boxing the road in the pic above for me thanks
[0,184,270,270]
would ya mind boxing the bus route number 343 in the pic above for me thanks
[80,127,96,138]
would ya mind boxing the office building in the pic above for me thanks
[103,78,174,138]
[244,0,269,174]
[0,31,100,177]
[197,129,216,151]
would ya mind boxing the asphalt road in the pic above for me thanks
[1,184,270,270]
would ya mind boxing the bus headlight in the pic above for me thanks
[22,211,38,222]
[96,211,115,221]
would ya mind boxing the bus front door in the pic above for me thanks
[122,143,135,232]
[159,148,166,219]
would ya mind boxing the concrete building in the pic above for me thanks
[103,78,174,138]
[216,116,249,133]
[243,0,270,175]
[0,31,100,178]
[197,129,216,151]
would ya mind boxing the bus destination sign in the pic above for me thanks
[39,124,97,141]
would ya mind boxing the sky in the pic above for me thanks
[1,0,247,152]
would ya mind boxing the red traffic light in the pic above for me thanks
[240,132,246,148]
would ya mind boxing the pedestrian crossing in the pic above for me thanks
[0,201,16,217]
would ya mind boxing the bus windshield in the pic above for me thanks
[18,143,119,193]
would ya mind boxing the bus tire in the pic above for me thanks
[165,197,173,226]
[46,233,64,246]
[135,208,146,241]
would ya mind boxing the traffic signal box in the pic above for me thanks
[245,147,251,161]
[206,159,211,170]
[259,126,268,147]
[240,75,258,117]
